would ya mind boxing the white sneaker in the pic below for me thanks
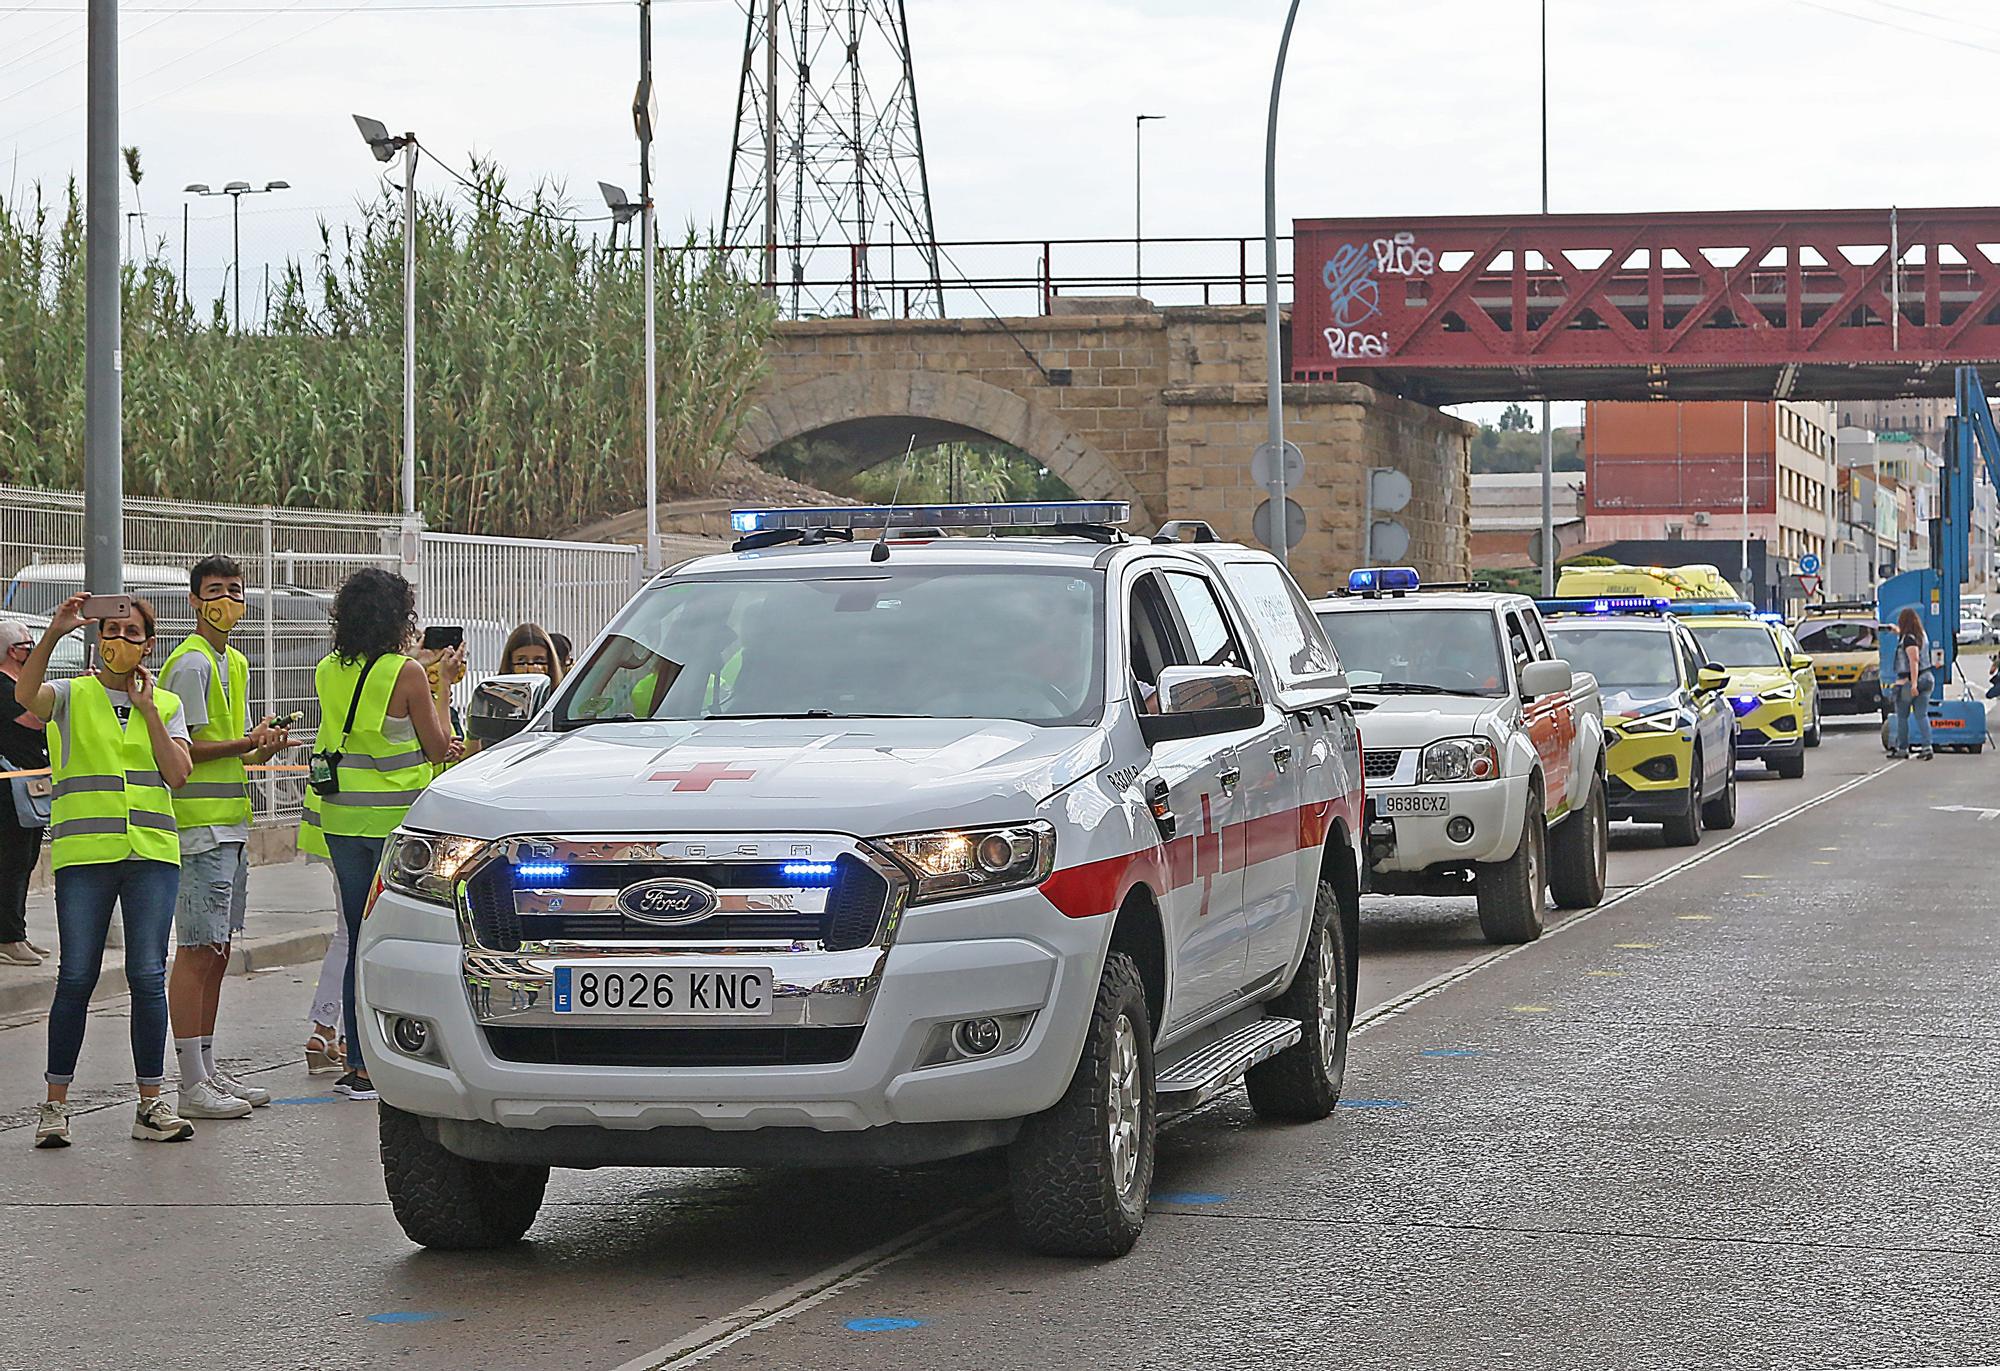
[34,1100,70,1149]
[177,1079,252,1120]
[210,1069,272,1108]
[25,939,51,957]
[0,942,42,966]
[132,1097,196,1142]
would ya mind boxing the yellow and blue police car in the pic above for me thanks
[1681,607,1819,778]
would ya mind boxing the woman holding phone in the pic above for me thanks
[299,569,459,1101]
[14,593,195,1148]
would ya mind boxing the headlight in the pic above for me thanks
[1621,713,1680,735]
[1760,685,1798,702]
[381,830,491,906]
[1860,664,1878,680]
[876,821,1056,904]
[1419,737,1499,783]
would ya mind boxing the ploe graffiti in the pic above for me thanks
[1320,231,1435,361]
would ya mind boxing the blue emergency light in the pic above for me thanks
[513,862,570,884]
[729,501,1130,535]
[1755,611,1785,624]
[780,861,838,884]
[1730,696,1759,716]
[1348,567,1421,594]
[1663,599,1759,616]
[1534,596,1671,618]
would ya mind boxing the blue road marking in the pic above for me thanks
[845,1318,925,1332]
[1420,1049,1484,1058]
[1151,1191,1228,1205]
[1339,1098,1411,1109]
[366,1312,442,1325]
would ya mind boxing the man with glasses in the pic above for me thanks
[160,556,291,1120]
[0,620,51,965]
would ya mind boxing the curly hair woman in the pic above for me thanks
[299,569,459,1100]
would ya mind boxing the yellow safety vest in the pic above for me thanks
[299,653,432,856]
[49,677,185,871]
[162,634,253,830]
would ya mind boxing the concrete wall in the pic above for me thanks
[744,304,1473,597]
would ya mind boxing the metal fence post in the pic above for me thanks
[260,511,278,819]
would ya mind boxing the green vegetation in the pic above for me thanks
[0,166,774,535]
[1473,423,1582,474]
[767,436,1072,505]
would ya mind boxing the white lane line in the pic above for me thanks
[1353,760,1897,1031]
[615,760,1899,1370]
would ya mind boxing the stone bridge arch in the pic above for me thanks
[734,369,1157,527]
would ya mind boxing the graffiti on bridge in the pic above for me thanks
[1321,231,1435,360]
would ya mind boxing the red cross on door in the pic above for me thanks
[648,761,759,792]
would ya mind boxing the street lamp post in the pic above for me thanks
[1538,0,1555,596]
[1135,114,1164,294]
[634,0,661,572]
[353,116,420,569]
[185,179,290,331]
[1261,0,1306,568]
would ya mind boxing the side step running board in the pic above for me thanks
[1155,1016,1302,1108]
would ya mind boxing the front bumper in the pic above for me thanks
[1731,697,1804,757]
[356,879,1107,1156]
[1813,673,1882,715]
[1364,776,1528,872]
[1602,726,1694,821]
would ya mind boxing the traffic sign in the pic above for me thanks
[1368,519,1411,562]
[1251,441,1305,490]
[1253,497,1306,551]
[1528,527,1564,567]
[1799,552,1822,576]
[1368,467,1413,514]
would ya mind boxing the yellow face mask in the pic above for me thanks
[100,638,147,675]
[198,596,246,633]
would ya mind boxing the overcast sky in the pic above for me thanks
[4,0,1995,430]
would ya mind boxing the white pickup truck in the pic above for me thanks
[1310,571,1606,943]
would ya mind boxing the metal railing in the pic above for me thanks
[678,236,1296,320]
[1,484,655,822]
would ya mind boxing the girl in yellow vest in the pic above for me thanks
[13,593,195,1148]
[162,554,294,1122]
[299,569,457,1101]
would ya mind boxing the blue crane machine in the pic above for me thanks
[1876,366,2000,752]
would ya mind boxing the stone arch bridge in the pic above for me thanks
[734,301,1472,596]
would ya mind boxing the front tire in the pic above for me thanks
[1246,880,1350,1121]
[1772,746,1806,780]
[1804,717,1821,748]
[1476,803,1547,944]
[1009,951,1155,1258]
[380,1104,548,1250]
[1548,776,1608,910]
[1661,750,1703,847]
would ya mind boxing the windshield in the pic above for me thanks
[1548,626,1679,692]
[1796,620,1877,653]
[1691,624,1783,668]
[1314,607,1506,697]
[555,566,1103,728]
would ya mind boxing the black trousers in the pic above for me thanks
[0,818,42,944]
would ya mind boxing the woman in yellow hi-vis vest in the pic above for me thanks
[13,593,195,1148]
[300,570,457,1101]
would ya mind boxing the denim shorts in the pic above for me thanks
[174,842,249,947]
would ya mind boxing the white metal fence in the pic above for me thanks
[1,483,666,821]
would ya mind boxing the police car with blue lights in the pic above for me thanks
[1540,597,1739,846]
[1310,570,1607,944]
[356,501,1365,1258]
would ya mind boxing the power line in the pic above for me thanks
[416,143,614,224]
[1787,0,2000,54]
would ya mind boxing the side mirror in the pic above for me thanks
[467,672,553,743]
[1518,658,1573,698]
[1790,652,1813,671]
[1139,666,1264,743]
[1696,665,1729,693]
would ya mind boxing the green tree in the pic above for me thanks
[1497,402,1533,433]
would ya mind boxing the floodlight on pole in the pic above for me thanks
[354,113,421,571]
[599,181,640,251]
[187,178,290,331]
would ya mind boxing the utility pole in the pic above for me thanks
[84,0,122,598]
[1538,0,1555,597]
[636,0,660,571]
[402,136,417,561]
[1261,0,1305,569]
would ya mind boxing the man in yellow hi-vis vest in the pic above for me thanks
[161,555,294,1122]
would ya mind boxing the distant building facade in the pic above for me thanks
[1469,472,1585,569]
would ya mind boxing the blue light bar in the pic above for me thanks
[780,861,837,884]
[730,501,1130,535]
[1755,611,1785,624]
[1348,566,1421,594]
[1663,599,1759,616]
[1535,596,1672,617]
[513,862,569,884]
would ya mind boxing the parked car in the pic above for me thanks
[1793,607,1884,718]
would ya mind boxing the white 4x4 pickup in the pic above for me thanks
[357,502,1364,1258]
[1311,572,1607,943]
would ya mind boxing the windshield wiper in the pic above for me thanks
[554,713,640,731]
[1360,681,1487,697]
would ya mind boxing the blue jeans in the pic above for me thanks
[326,834,386,1077]
[47,858,179,1086]
[1891,674,1935,752]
